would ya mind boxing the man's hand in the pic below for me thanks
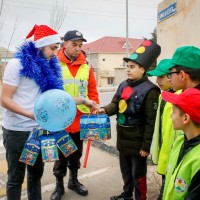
[85,99,98,112]
[26,112,35,120]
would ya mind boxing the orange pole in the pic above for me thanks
[83,140,92,168]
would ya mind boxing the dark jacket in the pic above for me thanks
[103,76,160,155]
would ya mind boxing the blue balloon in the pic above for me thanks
[34,89,76,132]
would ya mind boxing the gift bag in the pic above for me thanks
[40,132,59,162]
[80,114,111,141]
[19,128,41,166]
[56,130,78,157]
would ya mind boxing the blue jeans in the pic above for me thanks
[2,127,44,200]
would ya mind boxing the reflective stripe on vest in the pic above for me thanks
[60,62,90,113]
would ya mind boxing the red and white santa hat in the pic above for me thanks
[26,24,61,48]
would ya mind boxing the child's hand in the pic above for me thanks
[139,150,149,157]
[98,108,106,114]
[93,108,106,114]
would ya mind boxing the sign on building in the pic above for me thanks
[158,2,177,22]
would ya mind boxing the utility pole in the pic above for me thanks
[126,0,129,57]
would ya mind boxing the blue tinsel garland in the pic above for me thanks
[15,41,64,92]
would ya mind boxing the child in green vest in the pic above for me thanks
[147,59,179,200]
[161,88,200,200]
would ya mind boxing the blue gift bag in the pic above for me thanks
[40,132,58,162]
[19,128,41,166]
[80,114,111,141]
[56,130,78,157]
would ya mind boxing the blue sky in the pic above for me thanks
[0,0,163,50]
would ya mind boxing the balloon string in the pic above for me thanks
[83,140,92,168]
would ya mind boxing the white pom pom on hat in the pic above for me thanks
[26,24,61,48]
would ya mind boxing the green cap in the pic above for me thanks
[147,59,173,77]
[169,46,200,69]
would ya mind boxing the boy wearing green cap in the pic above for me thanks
[161,88,200,200]
[147,59,180,200]
[166,46,200,91]
[158,46,200,200]
[165,46,200,153]
[98,40,161,200]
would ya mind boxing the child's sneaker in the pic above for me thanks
[110,193,133,200]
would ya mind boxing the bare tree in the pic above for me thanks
[50,1,67,31]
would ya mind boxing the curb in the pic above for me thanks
[91,140,119,157]
[90,140,154,165]
[97,86,117,92]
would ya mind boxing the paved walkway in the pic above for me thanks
[0,85,162,199]
[0,143,162,200]
[38,144,161,200]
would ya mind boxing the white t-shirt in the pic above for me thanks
[2,58,41,131]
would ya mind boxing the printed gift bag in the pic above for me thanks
[19,128,41,166]
[56,130,78,157]
[40,132,58,162]
[80,114,111,141]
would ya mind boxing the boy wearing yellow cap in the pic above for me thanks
[161,88,200,199]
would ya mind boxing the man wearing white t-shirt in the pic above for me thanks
[1,24,98,200]
[1,24,99,200]
[0,24,63,200]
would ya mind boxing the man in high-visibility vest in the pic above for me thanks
[50,30,99,200]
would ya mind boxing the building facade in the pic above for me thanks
[157,0,200,59]
[82,36,144,87]
[0,47,14,81]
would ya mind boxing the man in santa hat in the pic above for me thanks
[0,25,97,200]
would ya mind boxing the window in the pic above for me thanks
[108,77,114,85]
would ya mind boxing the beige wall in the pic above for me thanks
[115,68,127,85]
[157,0,200,59]
[98,53,125,71]
[90,53,126,86]
[99,77,107,87]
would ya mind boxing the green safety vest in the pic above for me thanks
[151,90,181,175]
[163,134,200,200]
[60,62,90,113]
